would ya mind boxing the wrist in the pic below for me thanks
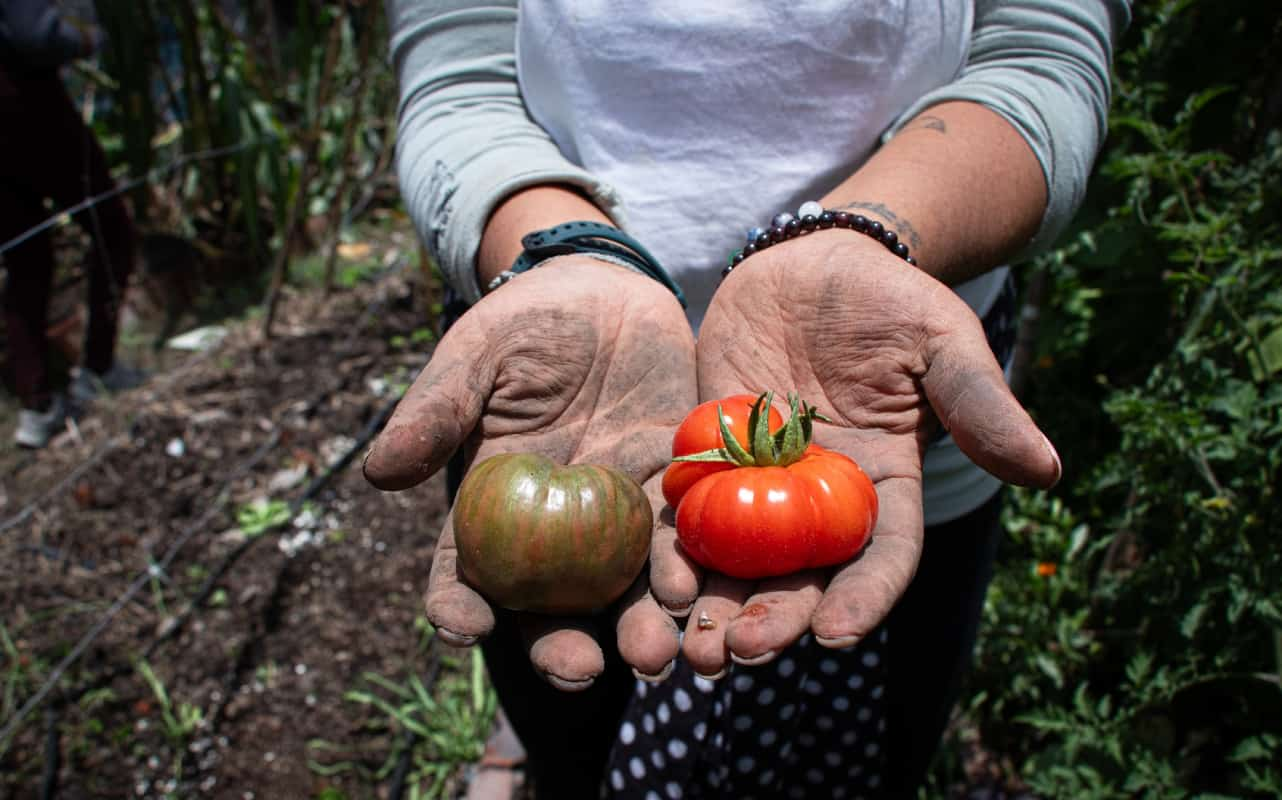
[488,220,686,307]
[477,185,612,290]
[723,202,916,281]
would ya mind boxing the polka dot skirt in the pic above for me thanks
[604,630,889,799]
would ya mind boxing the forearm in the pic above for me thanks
[819,100,1046,286]
[819,0,1129,285]
[476,185,613,290]
[388,0,624,304]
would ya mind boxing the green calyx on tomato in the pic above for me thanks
[669,392,878,580]
[673,392,828,469]
[452,453,652,615]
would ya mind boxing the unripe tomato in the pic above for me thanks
[661,394,783,510]
[453,453,652,614]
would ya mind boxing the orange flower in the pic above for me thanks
[1036,562,1057,578]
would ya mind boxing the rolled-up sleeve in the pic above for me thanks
[886,0,1131,259]
[386,0,623,304]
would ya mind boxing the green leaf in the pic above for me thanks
[717,403,755,466]
[1035,654,1065,688]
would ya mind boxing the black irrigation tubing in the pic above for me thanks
[0,427,283,756]
[5,369,347,730]
[40,707,61,800]
[199,392,402,738]
[0,387,402,759]
[0,139,267,258]
[1,258,422,756]
[152,385,399,666]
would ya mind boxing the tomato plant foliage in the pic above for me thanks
[933,2,1282,797]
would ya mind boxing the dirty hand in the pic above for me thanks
[651,231,1062,677]
[364,257,695,690]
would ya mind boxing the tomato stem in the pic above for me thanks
[672,392,826,467]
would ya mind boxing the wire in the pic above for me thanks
[0,139,267,258]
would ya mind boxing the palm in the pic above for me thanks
[656,232,1060,674]
[365,257,696,687]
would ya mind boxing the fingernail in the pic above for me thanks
[633,660,675,683]
[435,627,479,648]
[544,674,596,692]
[662,602,693,618]
[814,634,860,650]
[694,668,727,681]
[1042,432,1063,485]
[730,649,777,667]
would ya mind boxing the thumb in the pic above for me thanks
[363,313,495,491]
[921,319,1061,490]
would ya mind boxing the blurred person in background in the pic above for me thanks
[1,0,143,449]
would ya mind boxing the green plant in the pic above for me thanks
[136,659,205,788]
[941,2,1282,797]
[235,497,291,538]
[309,650,498,800]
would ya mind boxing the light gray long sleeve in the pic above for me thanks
[885,0,1131,260]
[387,0,1130,305]
[386,0,625,304]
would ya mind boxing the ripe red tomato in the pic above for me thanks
[669,394,877,580]
[661,394,783,510]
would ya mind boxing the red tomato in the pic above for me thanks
[669,393,878,580]
[661,394,783,510]
[675,445,876,579]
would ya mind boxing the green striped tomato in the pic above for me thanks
[452,453,652,614]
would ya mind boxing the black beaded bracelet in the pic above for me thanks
[722,201,917,278]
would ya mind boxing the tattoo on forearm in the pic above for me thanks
[834,201,922,250]
[905,115,947,134]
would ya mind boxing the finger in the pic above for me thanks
[519,615,606,692]
[723,570,826,665]
[810,476,924,647]
[681,573,754,679]
[615,573,681,682]
[645,481,702,617]
[922,315,1061,489]
[363,312,496,491]
[424,517,496,647]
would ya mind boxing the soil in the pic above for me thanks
[0,222,488,799]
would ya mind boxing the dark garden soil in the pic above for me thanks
[0,228,494,799]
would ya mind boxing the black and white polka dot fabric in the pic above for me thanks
[604,630,889,799]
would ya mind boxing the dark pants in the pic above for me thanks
[0,65,137,410]
[448,449,1003,797]
[885,492,1002,796]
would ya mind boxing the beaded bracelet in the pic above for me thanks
[722,200,917,278]
[489,220,687,308]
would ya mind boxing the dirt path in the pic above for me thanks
[0,247,507,798]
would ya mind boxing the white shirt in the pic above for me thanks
[386,0,1127,522]
[516,0,1004,523]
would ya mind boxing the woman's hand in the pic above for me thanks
[650,230,1061,677]
[364,257,695,689]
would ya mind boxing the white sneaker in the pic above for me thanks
[14,394,69,449]
[69,362,149,405]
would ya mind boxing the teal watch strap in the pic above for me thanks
[502,221,687,308]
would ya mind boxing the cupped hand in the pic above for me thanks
[653,231,1062,677]
[363,257,696,689]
